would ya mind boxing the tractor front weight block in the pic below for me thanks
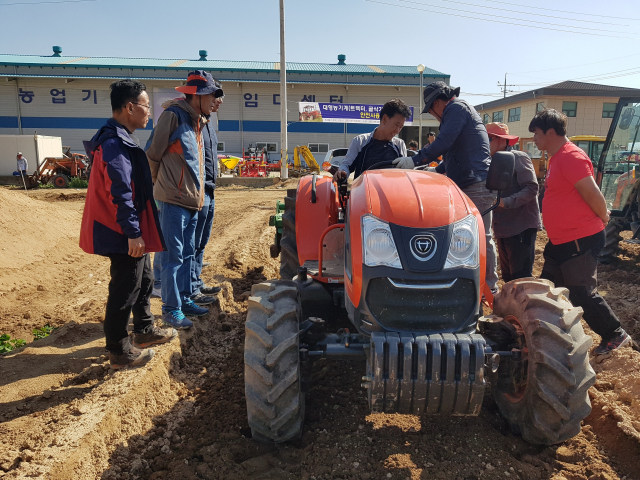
[364,332,487,416]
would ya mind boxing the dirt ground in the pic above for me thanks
[0,183,639,480]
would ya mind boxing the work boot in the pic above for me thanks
[594,329,631,357]
[201,285,222,295]
[190,293,218,305]
[182,299,209,317]
[132,325,177,348]
[162,310,193,330]
[109,347,155,370]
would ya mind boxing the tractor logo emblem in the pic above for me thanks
[410,234,437,261]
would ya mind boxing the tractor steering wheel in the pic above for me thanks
[363,160,398,173]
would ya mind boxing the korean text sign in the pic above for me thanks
[298,102,413,125]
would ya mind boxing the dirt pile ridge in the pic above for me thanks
[0,185,640,480]
[0,187,82,271]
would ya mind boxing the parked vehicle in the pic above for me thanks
[597,97,640,261]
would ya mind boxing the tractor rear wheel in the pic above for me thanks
[491,278,596,445]
[279,188,299,280]
[599,218,625,264]
[51,174,70,188]
[244,280,304,443]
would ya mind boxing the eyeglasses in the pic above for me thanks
[132,102,152,111]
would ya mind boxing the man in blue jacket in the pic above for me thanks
[80,80,176,369]
[191,78,224,304]
[394,82,498,293]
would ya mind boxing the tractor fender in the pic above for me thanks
[295,175,339,267]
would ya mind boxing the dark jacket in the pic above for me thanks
[492,150,542,238]
[202,117,218,196]
[412,99,491,188]
[80,118,165,256]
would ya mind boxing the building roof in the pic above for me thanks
[474,80,640,111]
[0,53,447,78]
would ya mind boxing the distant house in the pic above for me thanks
[475,81,640,160]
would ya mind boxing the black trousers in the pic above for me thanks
[540,230,621,339]
[496,228,538,283]
[104,253,155,354]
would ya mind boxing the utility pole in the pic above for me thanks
[497,73,517,98]
[279,0,288,180]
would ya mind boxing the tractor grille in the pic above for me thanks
[365,277,477,331]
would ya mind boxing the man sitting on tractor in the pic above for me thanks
[333,98,411,181]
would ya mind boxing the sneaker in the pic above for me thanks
[202,262,211,267]
[201,285,222,295]
[109,347,155,370]
[182,299,209,317]
[190,293,218,305]
[151,287,162,298]
[594,329,632,357]
[162,310,193,329]
[132,325,178,348]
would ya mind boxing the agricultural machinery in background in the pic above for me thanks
[597,97,640,262]
[244,151,596,446]
[25,147,90,188]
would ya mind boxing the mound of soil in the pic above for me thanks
[0,187,82,271]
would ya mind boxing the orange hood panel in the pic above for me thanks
[357,170,473,228]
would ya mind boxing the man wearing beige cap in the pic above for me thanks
[486,123,541,282]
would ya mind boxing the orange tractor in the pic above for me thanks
[26,147,90,188]
[244,153,595,445]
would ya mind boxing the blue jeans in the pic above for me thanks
[462,181,499,293]
[156,200,198,313]
[191,192,215,295]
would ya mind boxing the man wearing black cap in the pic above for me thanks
[393,81,498,293]
[146,70,221,329]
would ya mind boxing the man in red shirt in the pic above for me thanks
[529,109,630,357]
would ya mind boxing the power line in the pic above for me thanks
[365,0,632,38]
[480,0,640,21]
[510,52,640,76]
[0,0,96,5]
[398,0,630,26]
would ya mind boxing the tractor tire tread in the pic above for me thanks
[279,192,300,280]
[244,279,303,443]
[492,278,596,445]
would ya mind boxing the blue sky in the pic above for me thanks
[2,0,640,105]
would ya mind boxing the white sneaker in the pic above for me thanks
[151,287,161,298]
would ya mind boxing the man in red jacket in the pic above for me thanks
[80,80,176,369]
[530,109,631,357]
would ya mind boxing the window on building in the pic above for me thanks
[308,143,329,154]
[492,111,503,122]
[536,102,545,112]
[562,101,577,117]
[256,142,278,153]
[508,107,521,122]
[217,142,225,152]
[483,114,490,124]
[602,103,617,118]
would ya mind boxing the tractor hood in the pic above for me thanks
[354,170,474,228]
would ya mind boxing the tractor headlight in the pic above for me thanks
[362,215,402,269]
[444,215,479,270]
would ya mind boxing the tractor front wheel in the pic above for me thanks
[51,174,70,188]
[244,280,304,443]
[491,278,596,445]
